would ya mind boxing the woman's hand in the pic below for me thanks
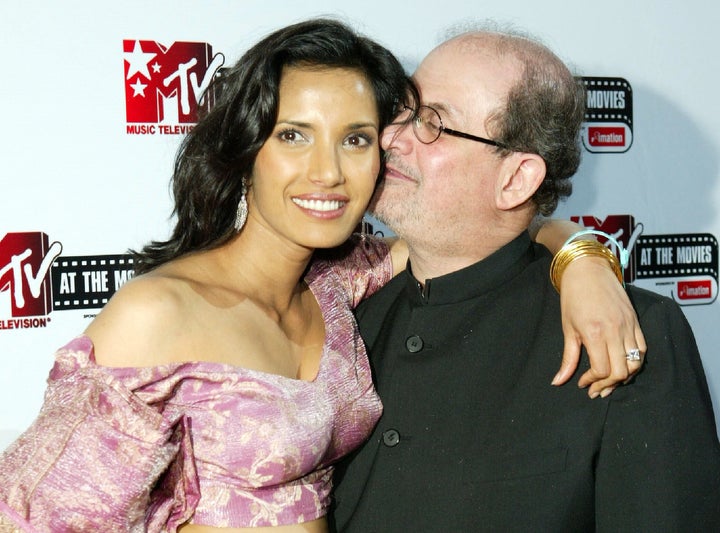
[552,255,647,398]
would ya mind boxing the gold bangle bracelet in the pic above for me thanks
[550,239,624,293]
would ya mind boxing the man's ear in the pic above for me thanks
[496,152,546,211]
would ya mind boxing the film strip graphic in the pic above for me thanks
[51,255,135,310]
[634,234,718,305]
[580,76,633,153]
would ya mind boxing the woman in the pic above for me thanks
[0,18,643,532]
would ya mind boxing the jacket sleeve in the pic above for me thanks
[312,234,394,309]
[595,294,720,531]
[0,349,199,533]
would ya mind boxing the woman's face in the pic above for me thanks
[248,66,380,250]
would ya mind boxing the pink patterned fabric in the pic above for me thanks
[0,235,391,531]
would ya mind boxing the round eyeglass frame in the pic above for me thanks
[400,105,507,148]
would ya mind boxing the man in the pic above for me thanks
[330,27,720,531]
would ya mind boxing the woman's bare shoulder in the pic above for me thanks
[84,269,195,368]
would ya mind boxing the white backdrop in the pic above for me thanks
[1,0,719,449]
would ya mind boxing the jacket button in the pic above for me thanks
[382,429,401,447]
[405,335,424,353]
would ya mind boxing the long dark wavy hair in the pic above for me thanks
[132,18,416,274]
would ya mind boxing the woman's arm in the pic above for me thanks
[0,336,198,532]
[383,219,646,398]
[534,217,646,398]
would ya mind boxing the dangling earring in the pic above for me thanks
[359,217,370,241]
[234,182,248,231]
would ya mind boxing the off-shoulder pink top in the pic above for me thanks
[0,235,391,532]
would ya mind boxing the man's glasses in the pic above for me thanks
[397,105,506,148]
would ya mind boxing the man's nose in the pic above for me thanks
[381,119,414,153]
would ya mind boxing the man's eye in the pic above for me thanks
[424,118,441,132]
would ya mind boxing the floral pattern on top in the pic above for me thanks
[0,235,392,531]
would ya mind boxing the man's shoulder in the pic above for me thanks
[622,285,703,385]
[353,273,406,344]
[355,272,405,313]
[625,284,688,323]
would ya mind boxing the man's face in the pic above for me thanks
[371,37,521,253]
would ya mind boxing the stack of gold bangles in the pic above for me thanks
[550,237,624,293]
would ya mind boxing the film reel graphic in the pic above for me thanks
[580,77,633,153]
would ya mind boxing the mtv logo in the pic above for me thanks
[0,233,63,318]
[123,40,225,124]
[570,215,642,283]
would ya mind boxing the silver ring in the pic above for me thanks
[626,348,641,361]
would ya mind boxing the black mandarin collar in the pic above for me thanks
[403,231,537,305]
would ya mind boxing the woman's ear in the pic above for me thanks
[495,152,547,211]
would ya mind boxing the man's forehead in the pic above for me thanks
[413,44,515,121]
[411,54,466,109]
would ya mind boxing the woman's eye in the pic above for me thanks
[344,133,373,148]
[278,129,304,143]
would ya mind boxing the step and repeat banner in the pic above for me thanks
[1,0,718,447]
